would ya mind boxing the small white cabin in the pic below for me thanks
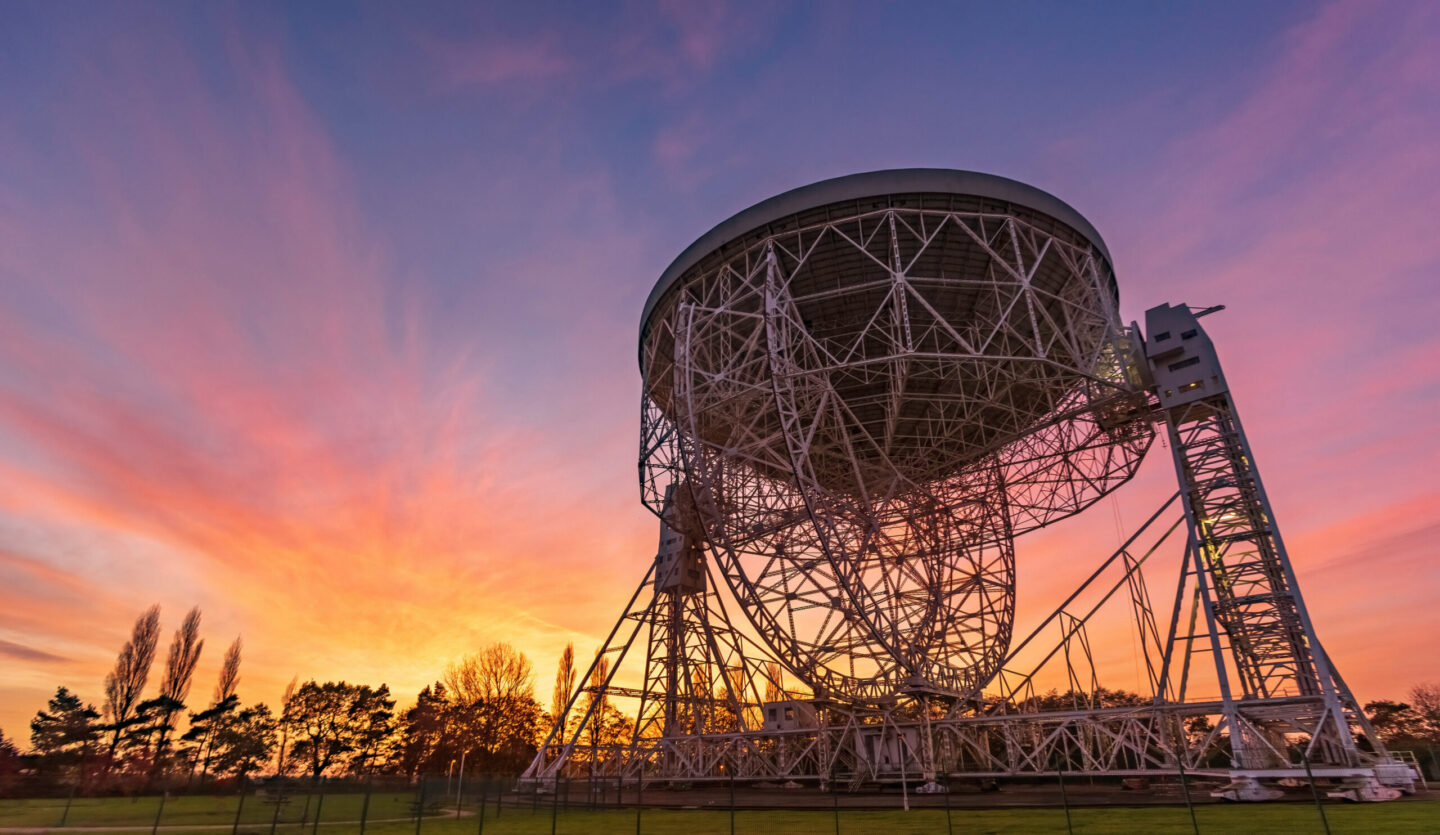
[761,699,818,731]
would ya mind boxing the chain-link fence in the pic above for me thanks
[0,771,1435,833]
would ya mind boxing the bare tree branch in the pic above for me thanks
[103,605,161,755]
[550,643,576,743]
[443,642,534,704]
[212,637,242,706]
[152,606,204,765]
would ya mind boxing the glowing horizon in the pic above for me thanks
[1,1,1438,742]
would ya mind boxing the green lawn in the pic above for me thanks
[0,792,417,829]
[0,795,1435,834]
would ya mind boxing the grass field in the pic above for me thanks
[0,792,416,829]
[0,795,1435,834]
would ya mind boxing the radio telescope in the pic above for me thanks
[526,169,1415,803]
[638,169,1150,702]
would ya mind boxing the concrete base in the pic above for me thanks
[1327,777,1403,802]
[1372,761,1419,794]
[1211,776,1283,802]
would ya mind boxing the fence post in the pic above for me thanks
[311,777,326,835]
[729,771,736,835]
[58,783,75,827]
[477,782,487,835]
[1176,760,1199,835]
[634,776,642,835]
[269,782,284,835]
[232,778,248,835]
[551,777,559,835]
[151,791,168,835]
[832,790,840,835]
[1056,759,1073,835]
[944,785,952,835]
[1301,751,1332,835]
[415,775,427,834]
[358,776,372,834]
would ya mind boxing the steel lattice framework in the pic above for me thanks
[638,172,1151,702]
[522,170,1418,802]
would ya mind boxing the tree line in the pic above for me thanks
[3,604,1437,796]
[0,606,638,796]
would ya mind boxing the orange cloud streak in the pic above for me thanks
[0,22,652,738]
[1,1,1435,742]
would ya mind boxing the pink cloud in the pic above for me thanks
[422,33,574,89]
[1,0,1434,739]
[0,18,653,738]
[1068,0,1440,701]
[657,0,737,71]
[986,0,1440,705]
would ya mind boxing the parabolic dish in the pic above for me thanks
[638,169,1151,702]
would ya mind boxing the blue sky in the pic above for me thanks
[0,1,1436,737]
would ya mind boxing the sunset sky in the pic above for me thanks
[1,1,1437,741]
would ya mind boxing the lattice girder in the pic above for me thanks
[640,201,1150,703]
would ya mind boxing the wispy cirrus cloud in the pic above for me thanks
[1013,0,1440,697]
[0,639,66,665]
[416,1,786,94]
[423,34,575,88]
[1083,1,1438,481]
[0,13,648,735]
[0,0,1435,740]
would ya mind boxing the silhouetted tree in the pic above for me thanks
[30,687,100,784]
[1016,687,1148,712]
[450,691,544,773]
[689,667,717,733]
[762,662,786,704]
[348,686,396,774]
[182,694,239,784]
[444,643,534,704]
[567,702,632,751]
[585,653,609,747]
[284,681,396,778]
[103,605,161,758]
[396,684,452,776]
[395,645,547,775]
[273,676,298,775]
[411,643,545,772]
[183,636,242,784]
[152,607,204,768]
[107,695,171,776]
[1410,683,1440,742]
[729,666,759,731]
[0,727,21,796]
[551,643,576,742]
[213,637,242,705]
[1365,699,1424,745]
[210,704,277,780]
[567,652,632,750]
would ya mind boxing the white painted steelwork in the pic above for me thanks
[521,170,1415,802]
[639,170,1151,702]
